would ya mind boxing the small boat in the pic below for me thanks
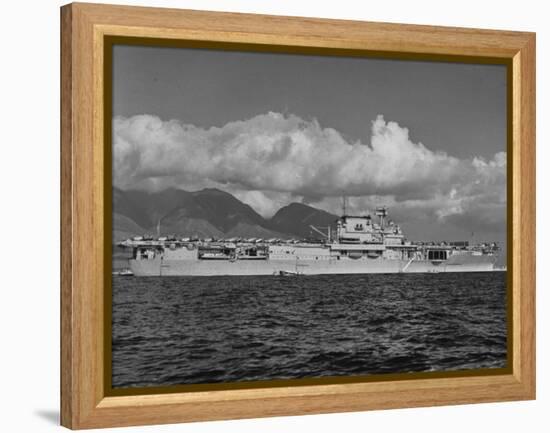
[276,270,303,276]
[113,269,134,276]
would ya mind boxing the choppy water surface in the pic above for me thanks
[112,272,507,388]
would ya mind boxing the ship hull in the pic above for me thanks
[129,254,496,276]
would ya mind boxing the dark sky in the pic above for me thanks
[113,45,506,160]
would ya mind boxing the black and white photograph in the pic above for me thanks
[110,44,508,389]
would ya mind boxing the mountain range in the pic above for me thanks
[112,187,338,242]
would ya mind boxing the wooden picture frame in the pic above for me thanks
[60,2,535,429]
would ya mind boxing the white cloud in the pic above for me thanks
[113,112,506,233]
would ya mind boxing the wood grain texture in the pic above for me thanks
[514,34,536,396]
[60,2,536,429]
[60,4,73,429]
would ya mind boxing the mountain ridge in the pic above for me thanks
[271,202,338,239]
[112,187,338,241]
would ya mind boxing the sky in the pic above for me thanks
[112,44,507,244]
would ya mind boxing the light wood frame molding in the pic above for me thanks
[60,2,535,429]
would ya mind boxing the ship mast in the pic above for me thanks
[376,206,388,230]
[342,195,347,216]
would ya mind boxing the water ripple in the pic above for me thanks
[112,272,507,388]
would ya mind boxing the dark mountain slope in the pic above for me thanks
[112,187,340,240]
[188,188,268,233]
[271,202,338,239]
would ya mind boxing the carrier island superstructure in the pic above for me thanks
[117,207,499,276]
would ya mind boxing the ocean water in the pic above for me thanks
[111,272,507,388]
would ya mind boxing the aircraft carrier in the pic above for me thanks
[116,207,499,276]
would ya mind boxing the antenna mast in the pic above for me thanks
[342,195,347,216]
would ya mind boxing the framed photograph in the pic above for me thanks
[60,2,535,429]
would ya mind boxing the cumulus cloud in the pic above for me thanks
[113,112,506,235]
